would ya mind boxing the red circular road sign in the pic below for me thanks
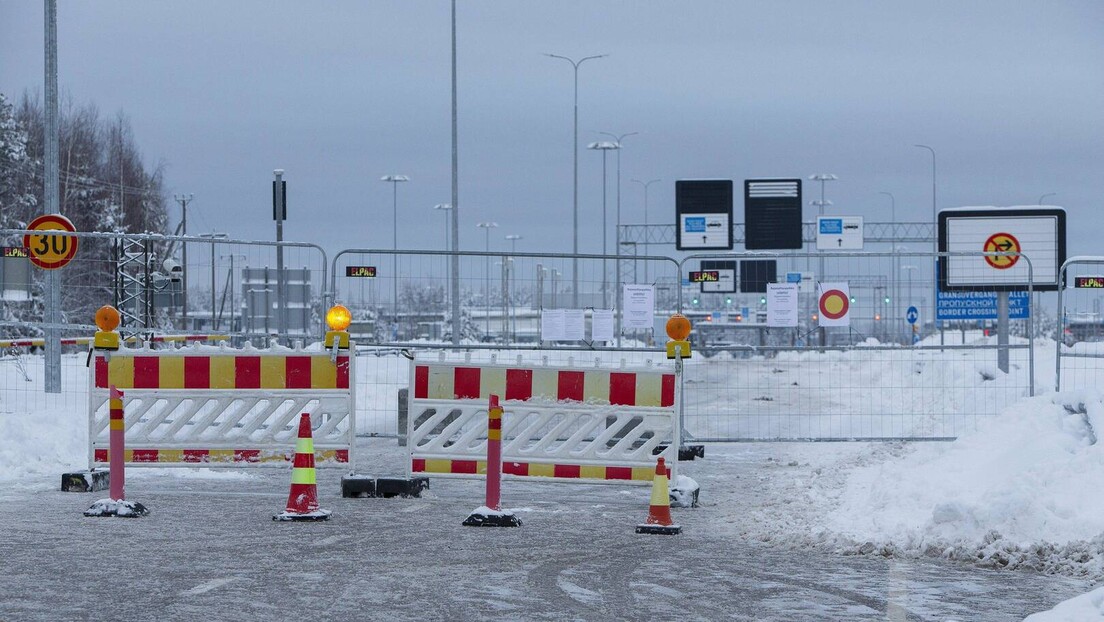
[818,289,850,320]
[23,214,78,270]
[983,232,1020,270]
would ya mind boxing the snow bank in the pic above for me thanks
[824,391,1104,578]
[1024,585,1104,621]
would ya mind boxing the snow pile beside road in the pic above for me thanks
[824,391,1104,579]
[1024,585,1104,621]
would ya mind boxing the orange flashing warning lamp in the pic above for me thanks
[93,305,121,350]
[324,304,351,349]
[665,313,692,359]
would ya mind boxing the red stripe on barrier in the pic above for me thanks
[183,449,209,463]
[557,371,585,401]
[414,365,428,399]
[133,356,159,388]
[131,449,159,462]
[94,357,108,388]
[235,449,261,463]
[451,459,478,474]
[286,356,311,389]
[503,461,528,476]
[554,464,581,478]
[336,356,350,389]
[661,374,676,407]
[609,372,637,406]
[505,368,533,401]
[94,449,107,462]
[606,466,633,480]
[412,458,426,472]
[334,449,349,463]
[454,367,481,399]
[235,356,261,389]
[184,356,210,389]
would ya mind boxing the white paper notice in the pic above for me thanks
[767,283,799,327]
[541,309,566,341]
[591,309,614,342]
[623,285,655,330]
[564,309,586,341]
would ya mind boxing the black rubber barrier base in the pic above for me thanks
[62,470,110,493]
[463,511,522,527]
[341,475,429,499]
[84,499,149,518]
[652,444,706,461]
[273,509,332,522]
[636,523,681,535]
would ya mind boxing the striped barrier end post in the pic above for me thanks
[463,394,521,528]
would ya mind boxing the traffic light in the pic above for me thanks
[725,296,733,305]
[691,297,700,306]
[884,296,891,304]
[759,296,767,305]
[875,314,881,321]
[850,296,856,303]
[735,313,743,322]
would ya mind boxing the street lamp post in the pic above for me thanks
[903,264,918,343]
[381,174,409,322]
[808,174,837,348]
[219,253,246,335]
[914,144,937,333]
[198,233,228,331]
[477,222,498,339]
[505,234,522,254]
[174,193,194,329]
[598,132,636,347]
[435,203,453,315]
[631,178,660,284]
[546,52,607,307]
[879,191,897,337]
[588,141,619,308]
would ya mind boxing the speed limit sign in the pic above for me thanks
[23,214,78,270]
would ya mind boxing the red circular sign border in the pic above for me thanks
[983,232,1020,270]
[818,289,850,320]
[23,214,78,270]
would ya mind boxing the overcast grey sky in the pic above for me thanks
[2,1,1102,257]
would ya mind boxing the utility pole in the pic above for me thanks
[43,0,61,394]
[273,170,286,345]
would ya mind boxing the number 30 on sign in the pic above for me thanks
[23,214,78,270]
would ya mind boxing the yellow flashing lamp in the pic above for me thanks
[93,305,121,351]
[665,313,692,360]
[324,304,351,349]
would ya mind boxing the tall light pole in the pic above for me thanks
[598,131,637,262]
[1039,192,1056,205]
[477,222,498,339]
[631,178,660,284]
[198,233,228,331]
[588,141,619,308]
[505,234,522,254]
[381,174,409,319]
[435,203,453,315]
[545,52,607,307]
[450,0,460,345]
[174,193,194,329]
[219,253,246,334]
[914,144,937,331]
[879,191,897,334]
[808,174,837,348]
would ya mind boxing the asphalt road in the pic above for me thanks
[0,441,1087,622]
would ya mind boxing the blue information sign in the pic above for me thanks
[936,291,1030,321]
[819,218,843,234]
[906,307,919,325]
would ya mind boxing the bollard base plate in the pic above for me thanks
[84,499,149,518]
[463,506,522,527]
[273,509,332,522]
[636,522,681,535]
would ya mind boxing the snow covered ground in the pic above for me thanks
[1,335,1103,619]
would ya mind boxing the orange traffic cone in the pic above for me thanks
[635,456,681,535]
[274,413,332,522]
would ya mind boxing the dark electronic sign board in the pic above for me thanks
[739,259,777,293]
[676,180,733,251]
[745,179,802,250]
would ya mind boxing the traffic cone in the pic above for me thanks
[274,413,332,522]
[635,456,681,535]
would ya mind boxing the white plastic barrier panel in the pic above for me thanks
[408,355,680,484]
[89,342,355,468]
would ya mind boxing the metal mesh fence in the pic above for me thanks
[331,250,680,346]
[1056,257,1104,391]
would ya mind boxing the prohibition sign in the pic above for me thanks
[23,214,78,270]
[983,232,1020,270]
[818,289,849,320]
